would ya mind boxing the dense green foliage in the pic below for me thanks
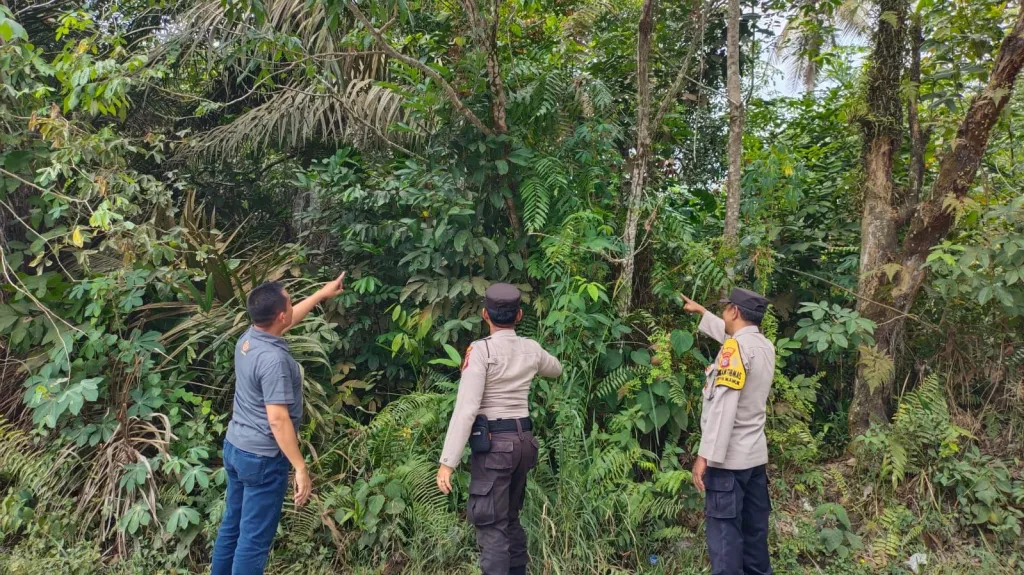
[0,0,1022,574]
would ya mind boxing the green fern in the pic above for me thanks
[521,177,551,232]
[595,366,640,401]
[870,505,920,565]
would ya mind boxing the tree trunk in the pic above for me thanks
[907,16,925,206]
[618,1,707,315]
[617,0,656,315]
[849,0,907,436]
[722,0,743,260]
[484,0,508,134]
[849,2,1024,438]
[457,0,521,239]
[895,4,1024,321]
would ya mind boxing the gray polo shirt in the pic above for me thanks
[225,327,303,457]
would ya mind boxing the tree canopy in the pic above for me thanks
[0,0,1023,573]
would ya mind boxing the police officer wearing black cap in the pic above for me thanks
[680,287,776,575]
[436,283,562,575]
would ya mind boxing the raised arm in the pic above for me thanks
[698,311,727,344]
[286,272,345,332]
[680,294,726,343]
[534,342,562,378]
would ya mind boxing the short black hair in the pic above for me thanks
[487,305,520,328]
[736,305,764,326]
[247,282,288,326]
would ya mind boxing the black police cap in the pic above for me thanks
[720,287,769,314]
[485,283,521,314]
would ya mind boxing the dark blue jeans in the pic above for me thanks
[705,464,772,575]
[211,441,290,575]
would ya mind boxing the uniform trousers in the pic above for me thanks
[704,464,772,575]
[466,430,539,575]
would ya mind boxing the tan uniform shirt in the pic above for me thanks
[698,312,776,470]
[439,330,562,468]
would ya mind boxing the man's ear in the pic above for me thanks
[515,309,523,323]
[482,308,490,322]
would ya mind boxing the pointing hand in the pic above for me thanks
[679,294,707,315]
[319,271,346,299]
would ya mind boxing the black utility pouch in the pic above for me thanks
[469,414,491,453]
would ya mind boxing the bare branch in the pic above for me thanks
[346,1,494,136]
[652,0,709,132]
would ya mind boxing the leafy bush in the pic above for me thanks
[813,503,863,559]
[934,447,1024,542]
[853,375,970,489]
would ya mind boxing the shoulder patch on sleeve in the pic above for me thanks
[461,345,473,371]
[714,338,746,390]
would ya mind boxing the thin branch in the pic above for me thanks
[255,152,298,180]
[14,0,61,16]
[778,265,939,331]
[346,1,494,136]
[652,0,709,132]
[0,246,84,371]
[683,72,738,106]
[0,167,87,206]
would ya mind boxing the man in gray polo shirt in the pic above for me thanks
[211,273,345,575]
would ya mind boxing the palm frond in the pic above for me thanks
[157,0,424,158]
[184,79,414,158]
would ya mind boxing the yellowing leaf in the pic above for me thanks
[71,226,84,248]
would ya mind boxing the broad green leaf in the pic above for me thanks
[670,330,694,355]
[978,286,992,305]
[652,405,670,427]
[444,343,461,364]
[671,407,688,430]
[630,349,651,366]
[0,18,28,43]
[367,494,385,517]
[181,465,211,493]
[635,417,653,434]
[820,527,843,552]
[166,506,200,533]
[650,380,669,397]
[454,230,470,252]
[832,333,848,348]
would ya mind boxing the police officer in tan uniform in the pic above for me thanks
[681,288,775,575]
[436,283,562,575]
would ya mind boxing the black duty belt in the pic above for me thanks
[488,417,532,432]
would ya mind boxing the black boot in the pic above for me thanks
[509,566,526,575]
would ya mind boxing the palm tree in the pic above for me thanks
[775,0,870,93]
[154,0,420,159]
